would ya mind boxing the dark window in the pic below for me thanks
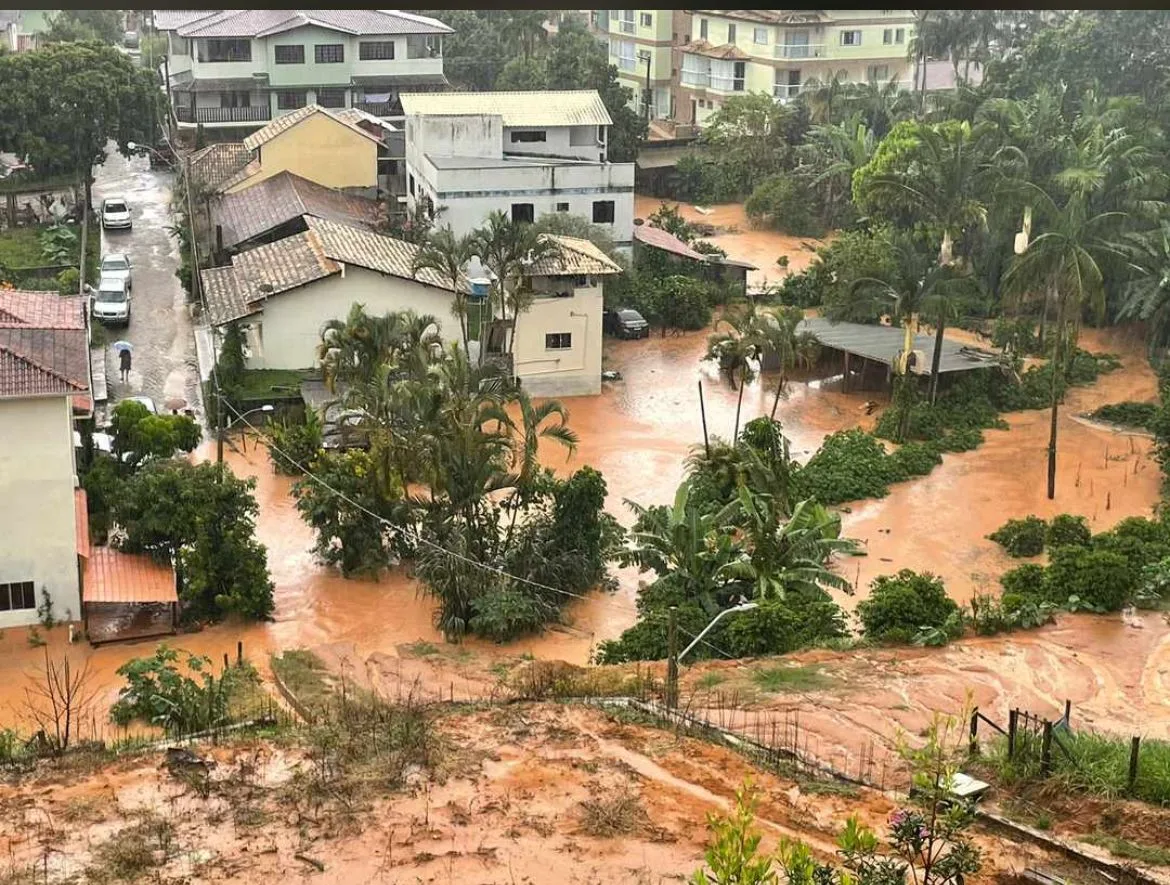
[219,91,251,108]
[359,40,395,60]
[277,90,306,110]
[640,12,652,27]
[592,200,615,224]
[201,38,251,62]
[379,158,398,176]
[733,61,746,90]
[408,173,416,196]
[727,23,736,43]
[511,203,535,224]
[274,44,304,64]
[315,43,344,64]
[510,130,547,143]
[699,18,707,40]
[0,581,36,612]
[556,202,570,212]
[545,332,572,350]
[317,87,347,108]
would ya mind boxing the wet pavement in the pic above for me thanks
[89,148,203,422]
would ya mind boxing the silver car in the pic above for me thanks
[91,275,131,326]
[99,252,132,291]
[101,197,132,230]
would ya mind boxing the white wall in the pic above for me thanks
[407,114,503,162]
[0,396,81,628]
[513,282,604,397]
[250,266,458,370]
[503,124,603,162]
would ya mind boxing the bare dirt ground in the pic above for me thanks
[0,703,1099,884]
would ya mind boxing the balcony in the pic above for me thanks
[175,105,271,124]
[773,83,802,101]
[354,99,403,118]
[774,43,824,59]
[681,70,710,89]
[710,76,745,93]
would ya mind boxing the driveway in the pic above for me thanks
[89,147,203,423]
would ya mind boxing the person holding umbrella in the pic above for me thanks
[113,340,133,384]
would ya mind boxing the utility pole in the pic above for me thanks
[639,51,652,124]
[665,605,679,709]
[216,389,225,464]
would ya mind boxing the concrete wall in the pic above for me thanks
[513,283,603,397]
[250,266,457,370]
[407,114,503,161]
[224,111,378,193]
[0,396,80,628]
[504,125,604,162]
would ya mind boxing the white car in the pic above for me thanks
[91,275,131,326]
[99,253,132,291]
[124,395,157,415]
[101,197,132,230]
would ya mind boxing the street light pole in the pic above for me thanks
[638,50,652,124]
[677,602,759,664]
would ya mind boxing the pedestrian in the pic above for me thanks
[119,347,132,383]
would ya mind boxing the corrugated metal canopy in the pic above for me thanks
[798,318,999,375]
[400,90,612,127]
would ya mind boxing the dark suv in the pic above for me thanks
[604,308,650,339]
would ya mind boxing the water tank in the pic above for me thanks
[469,277,491,300]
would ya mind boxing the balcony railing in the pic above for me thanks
[354,99,403,118]
[773,83,802,100]
[175,105,271,124]
[774,43,824,59]
[680,71,710,88]
[710,76,745,93]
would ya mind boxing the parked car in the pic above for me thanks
[322,405,370,451]
[73,430,114,455]
[125,395,157,415]
[99,252,132,291]
[101,197,132,230]
[91,275,131,326]
[123,30,139,48]
[604,308,650,340]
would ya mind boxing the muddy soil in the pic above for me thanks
[0,704,1081,884]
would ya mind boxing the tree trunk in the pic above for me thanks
[928,306,946,404]
[1046,280,1064,500]
[1038,293,1049,352]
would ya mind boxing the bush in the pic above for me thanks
[991,316,1038,357]
[56,266,79,296]
[1046,514,1091,549]
[887,441,943,480]
[744,174,825,237]
[267,409,323,475]
[721,596,848,658]
[1043,546,1135,612]
[1135,556,1170,609]
[795,429,895,505]
[657,274,713,332]
[772,264,825,308]
[1089,401,1158,430]
[988,516,1047,557]
[970,591,1056,635]
[1091,516,1170,570]
[1000,563,1046,600]
[469,588,549,642]
[857,569,958,645]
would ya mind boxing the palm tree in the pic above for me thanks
[1119,222,1170,354]
[1003,188,1126,499]
[704,301,766,393]
[411,225,474,357]
[800,116,877,227]
[841,78,914,138]
[752,304,821,419]
[800,69,851,125]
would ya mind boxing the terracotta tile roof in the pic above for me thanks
[75,488,90,560]
[685,40,751,61]
[177,8,450,38]
[187,142,254,192]
[528,235,623,276]
[692,9,830,25]
[84,546,178,605]
[400,90,612,127]
[152,9,218,31]
[633,224,707,261]
[243,105,382,152]
[212,170,381,251]
[219,158,263,192]
[0,290,90,400]
[304,215,455,289]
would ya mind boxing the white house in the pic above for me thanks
[400,90,636,250]
[200,217,621,396]
[0,290,91,629]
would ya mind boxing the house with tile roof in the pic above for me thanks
[401,90,636,251]
[201,218,622,396]
[0,289,91,629]
[153,9,452,136]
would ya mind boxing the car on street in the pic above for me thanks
[101,197,132,230]
[73,430,114,455]
[99,253,132,291]
[123,30,139,48]
[322,405,370,451]
[91,275,131,326]
[124,395,157,415]
[604,308,650,339]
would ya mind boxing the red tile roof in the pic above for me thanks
[0,290,90,400]
[83,546,178,605]
[75,488,90,560]
[634,224,707,261]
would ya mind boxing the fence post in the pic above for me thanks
[223,653,229,670]
[969,709,979,756]
[1008,709,1018,758]
[1063,699,1071,727]
[665,606,679,710]
[1040,720,1053,774]
[1128,736,1141,792]
[237,641,243,666]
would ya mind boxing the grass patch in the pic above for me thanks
[84,813,175,884]
[750,664,833,693]
[578,792,649,837]
[270,649,333,716]
[798,779,859,798]
[1082,833,1170,866]
[695,671,727,691]
[0,226,47,268]
[0,220,99,286]
[402,640,440,657]
[1089,401,1158,431]
[237,368,315,401]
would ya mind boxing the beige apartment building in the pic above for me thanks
[591,9,916,126]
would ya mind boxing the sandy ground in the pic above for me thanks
[0,704,1102,884]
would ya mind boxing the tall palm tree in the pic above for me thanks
[800,69,851,125]
[752,304,821,419]
[1119,222,1170,354]
[800,116,877,227]
[1003,188,1126,499]
[412,225,474,358]
[704,301,767,393]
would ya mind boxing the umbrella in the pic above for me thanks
[164,396,187,412]
[112,341,134,354]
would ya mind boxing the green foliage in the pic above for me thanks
[1046,513,1091,548]
[267,409,323,476]
[794,429,896,505]
[659,274,714,332]
[44,10,123,44]
[772,264,826,309]
[988,516,1047,557]
[999,563,1048,599]
[80,454,119,543]
[38,222,77,264]
[1089,401,1158,430]
[991,316,1039,358]
[1091,516,1170,571]
[857,569,959,645]
[969,591,1056,635]
[469,588,548,642]
[1043,546,1135,612]
[816,227,899,323]
[56,266,79,296]
[721,597,848,658]
[744,173,825,237]
[1135,556,1170,609]
[109,400,201,472]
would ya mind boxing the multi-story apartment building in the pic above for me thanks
[152,9,451,136]
[589,9,693,123]
[680,10,916,124]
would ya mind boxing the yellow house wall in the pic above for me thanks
[225,111,378,193]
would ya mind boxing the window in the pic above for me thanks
[510,130,547,143]
[408,173,415,196]
[867,64,889,82]
[640,12,652,27]
[592,200,615,223]
[277,90,306,110]
[753,26,768,44]
[616,38,636,71]
[219,91,251,108]
[274,44,304,64]
[895,28,905,43]
[511,203,534,224]
[619,9,634,34]
[733,60,745,90]
[727,23,736,43]
[556,202,570,212]
[545,333,572,350]
[315,43,344,63]
[0,581,35,612]
[699,18,708,40]
[317,87,346,108]
[883,28,892,44]
[840,29,862,46]
[359,40,395,60]
[201,38,251,62]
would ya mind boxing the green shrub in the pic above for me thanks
[1135,557,1170,609]
[887,441,943,480]
[970,591,1057,635]
[1043,546,1135,612]
[56,266,80,296]
[1000,563,1047,600]
[991,316,1038,357]
[773,265,825,309]
[1046,514,1091,549]
[469,588,548,642]
[267,409,323,476]
[745,174,825,237]
[988,516,1047,557]
[1089,401,1158,430]
[795,429,894,505]
[721,596,848,658]
[1091,517,1170,570]
[857,569,958,645]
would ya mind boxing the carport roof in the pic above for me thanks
[798,318,999,375]
[84,546,178,605]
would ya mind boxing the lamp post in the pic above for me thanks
[678,602,758,663]
[227,403,274,457]
[665,602,758,708]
